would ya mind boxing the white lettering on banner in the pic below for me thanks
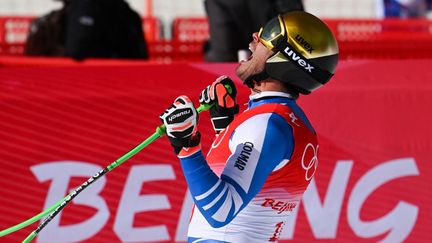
[29,159,420,242]
[114,165,175,242]
[347,158,419,243]
[281,160,353,239]
[31,161,109,243]
[303,161,353,238]
[281,158,419,242]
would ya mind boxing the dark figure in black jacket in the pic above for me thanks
[204,0,303,62]
[25,0,148,60]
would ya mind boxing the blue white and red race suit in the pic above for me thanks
[178,91,319,243]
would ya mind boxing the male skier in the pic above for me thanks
[160,11,339,243]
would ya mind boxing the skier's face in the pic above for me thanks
[235,32,274,83]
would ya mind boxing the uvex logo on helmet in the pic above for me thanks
[295,34,314,54]
[283,46,314,73]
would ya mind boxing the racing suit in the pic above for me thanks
[178,91,318,243]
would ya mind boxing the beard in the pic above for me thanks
[235,58,266,82]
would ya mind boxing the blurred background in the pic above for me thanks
[1,0,432,60]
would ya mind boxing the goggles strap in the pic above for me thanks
[275,39,333,84]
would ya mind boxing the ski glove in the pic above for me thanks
[160,96,200,155]
[199,76,239,133]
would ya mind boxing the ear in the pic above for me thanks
[251,80,261,87]
[250,80,263,94]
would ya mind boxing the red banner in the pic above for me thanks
[0,59,431,242]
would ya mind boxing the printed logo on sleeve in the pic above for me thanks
[234,142,254,171]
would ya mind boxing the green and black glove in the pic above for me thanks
[199,76,239,133]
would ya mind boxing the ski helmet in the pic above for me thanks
[258,11,339,94]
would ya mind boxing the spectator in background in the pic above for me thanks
[24,0,69,56]
[64,0,148,60]
[203,0,304,62]
[427,0,432,18]
[384,0,428,17]
[25,0,148,60]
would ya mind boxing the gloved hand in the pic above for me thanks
[160,96,201,155]
[199,76,239,133]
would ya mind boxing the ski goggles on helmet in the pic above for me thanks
[258,15,286,50]
[258,14,334,85]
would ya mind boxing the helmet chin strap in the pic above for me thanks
[244,71,269,89]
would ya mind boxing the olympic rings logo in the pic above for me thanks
[301,143,319,181]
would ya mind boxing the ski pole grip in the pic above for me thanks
[157,81,234,136]
[196,103,213,113]
[156,103,213,137]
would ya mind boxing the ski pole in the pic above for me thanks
[0,103,212,242]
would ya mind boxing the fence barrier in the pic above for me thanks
[1,16,432,60]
